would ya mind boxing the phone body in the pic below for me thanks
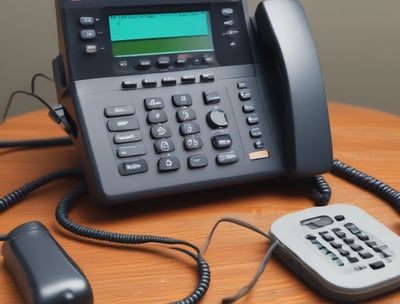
[270,204,400,302]
[52,0,332,204]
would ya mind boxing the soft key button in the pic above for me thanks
[121,80,137,89]
[104,105,135,117]
[80,17,95,26]
[118,160,148,176]
[80,29,96,40]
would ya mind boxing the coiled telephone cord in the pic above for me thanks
[55,181,211,304]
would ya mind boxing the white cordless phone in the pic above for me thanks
[270,204,400,302]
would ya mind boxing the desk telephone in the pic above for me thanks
[52,0,332,204]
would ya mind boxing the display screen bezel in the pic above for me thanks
[108,10,215,58]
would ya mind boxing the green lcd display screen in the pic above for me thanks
[109,11,214,57]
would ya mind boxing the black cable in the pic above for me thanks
[1,90,56,123]
[331,159,400,213]
[0,168,83,212]
[310,175,331,206]
[55,181,210,304]
[2,73,55,123]
[0,137,72,148]
[30,73,54,94]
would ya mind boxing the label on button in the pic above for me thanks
[216,152,238,165]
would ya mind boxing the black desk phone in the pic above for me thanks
[52,0,332,204]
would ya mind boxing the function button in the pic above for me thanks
[350,243,363,252]
[221,8,234,16]
[206,110,228,129]
[158,156,180,172]
[117,144,146,158]
[356,233,369,241]
[154,139,175,154]
[150,125,172,139]
[157,56,170,68]
[180,122,200,136]
[172,94,192,107]
[192,57,202,65]
[211,134,232,149]
[80,17,95,26]
[239,89,252,101]
[242,103,255,113]
[137,59,152,69]
[337,248,350,257]
[216,152,239,165]
[118,159,148,176]
[246,115,259,125]
[144,97,164,110]
[107,117,139,132]
[184,135,203,150]
[200,73,215,82]
[176,57,187,66]
[249,127,262,138]
[369,261,385,270]
[114,130,142,144]
[346,256,359,263]
[188,154,208,169]
[248,150,270,160]
[85,44,97,54]
[147,110,168,124]
[319,231,334,242]
[177,108,196,122]
[181,75,196,84]
[305,234,317,241]
[224,20,234,27]
[330,241,343,249]
[121,80,137,89]
[237,82,247,89]
[359,250,373,259]
[344,237,355,245]
[203,91,221,105]
[80,29,96,40]
[104,105,135,117]
[142,78,157,88]
[203,55,215,65]
[334,215,345,221]
[254,140,264,149]
[332,228,346,239]
[161,77,177,86]
[344,223,362,235]
[223,29,239,38]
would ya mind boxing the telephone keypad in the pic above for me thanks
[104,73,270,180]
[305,216,394,272]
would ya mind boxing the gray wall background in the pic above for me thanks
[1,0,399,119]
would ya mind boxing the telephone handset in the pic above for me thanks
[52,0,332,204]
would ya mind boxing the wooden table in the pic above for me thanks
[0,103,399,303]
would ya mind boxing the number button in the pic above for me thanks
[144,97,164,110]
[154,139,175,154]
[172,94,192,107]
[177,109,196,122]
[184,136,203,150]
[158,156,180,172]
[147,110,168,124]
